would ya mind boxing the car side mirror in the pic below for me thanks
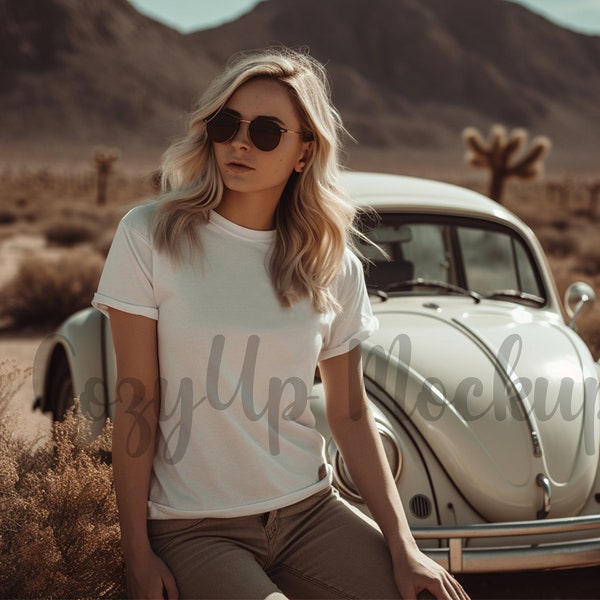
[564,282,595,330]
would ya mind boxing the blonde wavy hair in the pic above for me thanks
[153,46,358,312]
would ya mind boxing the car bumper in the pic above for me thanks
[414,514,600,573]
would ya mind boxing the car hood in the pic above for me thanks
[364,297,599,522]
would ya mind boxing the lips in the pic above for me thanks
[226,160,254,172]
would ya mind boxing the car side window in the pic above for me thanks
[359,224,406,264]
[401,224,449,282]
[458,227,541,296]
[514,239,542,296]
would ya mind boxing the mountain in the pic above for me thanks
[188,0,600,167]
[0,0,218,162]
[1,0,599,171]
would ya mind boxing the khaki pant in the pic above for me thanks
[148,486,402,599]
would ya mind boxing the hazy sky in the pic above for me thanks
[127,0,600,35]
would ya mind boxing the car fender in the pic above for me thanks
[310,378,465,530]
[34,307,110,433]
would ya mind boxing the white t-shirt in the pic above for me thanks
[93,202,378,519]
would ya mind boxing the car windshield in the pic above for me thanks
[358,213,546,305]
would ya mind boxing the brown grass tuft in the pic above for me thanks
[536,227,579,258]
[0,361,126,599]
[0,206,20,225]
[0,248,104,328]
[576,240,600,277]
[42,216,103,247]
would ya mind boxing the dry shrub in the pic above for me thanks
[0,361,125,598]
[576,241,600,277]
[536,227,579,258]
[547,217,570,232]
[0,206,20,225]
[42,216,102,247]
[0,359,31,419]
[0,248,104,328]
[38,202,120,243]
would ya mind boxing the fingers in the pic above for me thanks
[393,549,470,600]
[410,572,470,600]
[162,571,179,600]
[440,572,470,600]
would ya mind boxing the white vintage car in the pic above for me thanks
[33,171,600,573]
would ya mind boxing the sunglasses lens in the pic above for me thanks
[249,119,282,151]
[206,113,284,151]
[206,113,238,143]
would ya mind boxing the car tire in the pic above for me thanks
[46,349,75,421]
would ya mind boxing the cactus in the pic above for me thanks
[462,125,551,203]
[93,147,119,205]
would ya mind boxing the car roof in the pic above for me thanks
[340,170,523,229]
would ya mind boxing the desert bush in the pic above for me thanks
[42,216,102,247]
[37,203,122,252]
[576,241,600,277]
[0,206,20,225]
[0,361,125,598]
[0,359,32,419]
[548,217,570,232]
[536,227,579,258]
[0,248,104,328]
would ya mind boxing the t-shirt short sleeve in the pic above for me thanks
[92,205,158,320]
[319,249,378,361]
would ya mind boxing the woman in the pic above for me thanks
[93,46,469,600]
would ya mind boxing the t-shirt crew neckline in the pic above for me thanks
[209,210,275,243]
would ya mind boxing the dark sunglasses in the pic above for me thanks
[205,111,309,152]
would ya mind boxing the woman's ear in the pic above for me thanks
[295,141,315,173]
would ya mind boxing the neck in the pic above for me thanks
[216,188,281,231]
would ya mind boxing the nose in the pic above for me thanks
[231,118,252,149]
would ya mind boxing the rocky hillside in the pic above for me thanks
[0,0,218,159]
[1,0,598,170]
[189,0,600,163]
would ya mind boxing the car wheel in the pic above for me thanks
[46,349,75,421]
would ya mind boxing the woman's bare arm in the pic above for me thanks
[108,308,178,599]
[319,345,468,600]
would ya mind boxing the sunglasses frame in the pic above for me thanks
[205,110,310,152]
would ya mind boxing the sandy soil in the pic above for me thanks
[0,233,53,438]
[0,330,52,440]
[0,234,46,285]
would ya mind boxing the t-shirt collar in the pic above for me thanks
[209,210,276,243]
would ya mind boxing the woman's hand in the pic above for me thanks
[125,547,179,599]
[392,545,469,600]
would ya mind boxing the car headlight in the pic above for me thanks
[327,422,402,502]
